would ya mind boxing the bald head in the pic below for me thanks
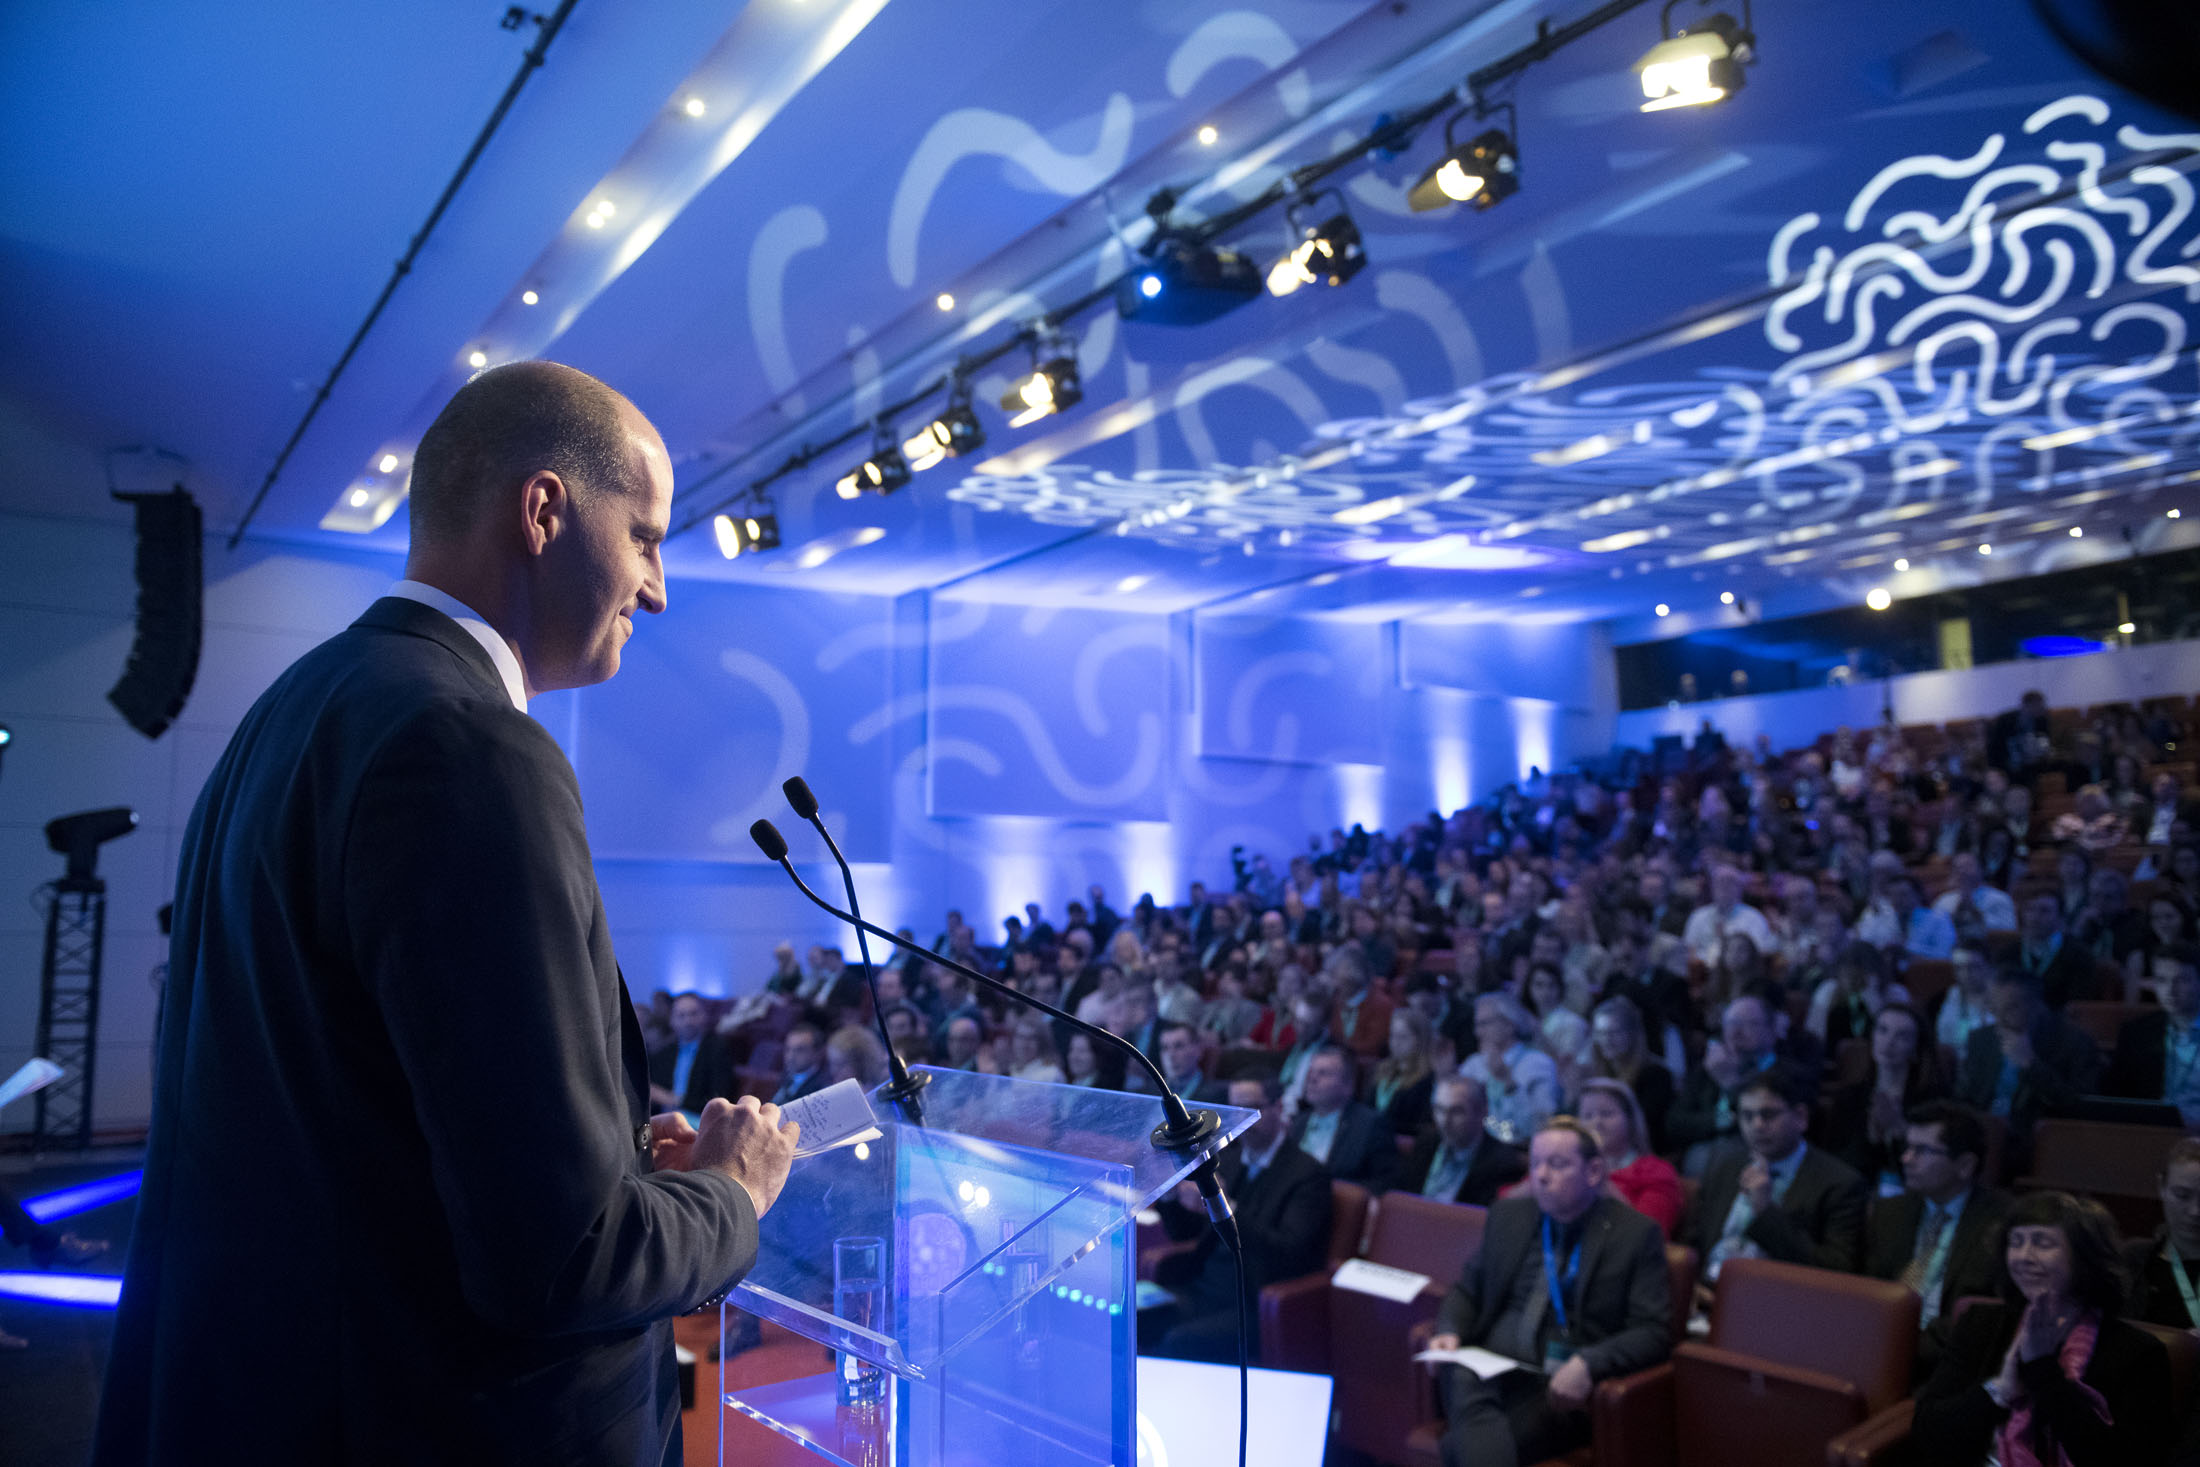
[409,361,644,544]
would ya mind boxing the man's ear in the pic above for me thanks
[520,470,570,556]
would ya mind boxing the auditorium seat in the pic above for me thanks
[2064,999,2152,1053]
[1901,958,1955,1019]
[1590,1258,1918,1467]
[2020,1118,2178,1238]
[1260,1192,1484,1464]
[1827,1310,2200,1465]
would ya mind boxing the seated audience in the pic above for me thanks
[767,1022,830,1103]
[1911,1191,2172,1466]
[1154,1019,1214,1102]
[1064,1029,1125,1090]
[1424,1117,1672,1467]
[2124,894,2198,1000]
[1586,995,1675,1154]
[1288,1045,1402,1193]
[1863,1100,2012,1380]
[1934,851,2018,939]
[2105,944,2200,1128]
[1525,962,1592,1079]
[1329,946,1394,1059]
[646,992,735,1114]
[2123,1138,2200,1335]
[2015,891,2106,1009]
[1696,1069,1867,1283]
[1370,1007,1438,1137]
[1822,1002,1948,1192]
[1667,994,1818,1175]
[1858,871,1958,961]
[825,1024,891,1089]
[1146,1074,1331,1363]
[1955,968,2102,1174]
[1936,944,1999,1055]
[1458,993,1562,1144]
[1806,939,1912,1049]
[1402,1074,1527,1207]
[1004,1014,1066,1084]
[1682,863,1777,970]
[1576,1078,1685,1238]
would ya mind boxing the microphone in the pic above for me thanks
[775,778,929,1118]
[747,815,1233,1177]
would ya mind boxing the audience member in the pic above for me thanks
[1955,969,2102,1174]
[2105,944,2200,1127]
[646,992,734,1114]
[1695,1069,1866,1284]
[1821,1002,1947,1191]
[1459,993,1563,1144]
[1146,1074,1331,1363]
[1576,1078,1685,1238]
[2123,1137,2200,1333]
[824,1025,890,1090]
[1682,864,1776,969]
[1667,995,1815,1175]
[1934,851,2017,939]
[1911,1191,2172,1465]
[1064,1030,1125,1090]
[1004,1014,1066,1084]
[767,1023,829,1103]
[1806,940,1911,1048]
[2015,891,2106,1008]
[1370,1007,1438,1137]
[1863,1100,2011,1379]
[1288,1045,1402,1193]
[1402,1075,1527,1206]
[1936,944,1999,1054]
[1329,946,1394,1058]
[1425,1117,1672,1467]
[1154,1020,1215,1102]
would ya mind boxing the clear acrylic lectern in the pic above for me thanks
[719,1066,1254,1467]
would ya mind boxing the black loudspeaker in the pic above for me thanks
[108,486,203,740]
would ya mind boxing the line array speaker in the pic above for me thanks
[108,486,203,740]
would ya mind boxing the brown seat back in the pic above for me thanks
[1664,1244,1699,1346]
[1673,1342,1870,1467]
[2064,1000,2149,1052]
[2133,1319,2200,1422]
[1363,1192,1486,1280]
[1329,1180,1373,1265]
[1328,1196,1485,1464]
[1708,1258,1919,1414]
[1904,959,1955,1017]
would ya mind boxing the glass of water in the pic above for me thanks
[834,1236,887,1407]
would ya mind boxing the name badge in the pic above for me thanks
[1543,1337,1573,1375]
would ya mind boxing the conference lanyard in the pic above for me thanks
[2166,1244,2200,1329]
[1543,1215,1584,1336]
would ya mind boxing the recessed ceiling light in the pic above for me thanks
[1720,590,1735,605]
[1977,543,1992,555]
[593,199,616,219]
[936,292,954,311]
[1866,587,1892,611]
[377,453,399,473]
[1654,603,1670,617]
[521,289,539,306]
[2069,526,2083,537]
[1197,124,1218,146]
[1893,557,1910,571]
[1114,573,1153,594]
[467,350,489,369]
[348,488,372,508]
[683,96,707,118]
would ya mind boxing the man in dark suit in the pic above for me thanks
[1665,994,1819,1175]
[92,363,798,1467]
[1287,1045,1403,1193]
[1986,688,2054,781]
[1402,1075,1527,1207]
[1954,967,2102,1174]
[1863,1100,2011,1380]
[1696,1069,1867,1286]
[2013,890,2106,1008]
[1425,1117,1672,1467]
[647,992,738,1114]
[1156,1021,1224,1104]
[2107,945,2200,1127]
[1147,1073,1333,1362]
[768,1023,831,1105]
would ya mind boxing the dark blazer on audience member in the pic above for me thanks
[2123,1228,2200,1333]
[647,1033,739,1112]
[1289,1101,1404,1193]
[1372,1070,1435,1139]
[1954,1016,2102,1167]
[2106,1008,2179,1102]
[1911,1299,2173,1467]
[767,1063,830,1106]
[1694,1143,1868,1274]
[1157,1140,1332,1300]
[1864,1186,2012,1378]
[1399,1130,1527,1208]
[91,597,758,1467]
[1435,1195,1672,1381]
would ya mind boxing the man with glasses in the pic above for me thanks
[1694,1070,1866,1295]
[1863,1100,2010,1380]
[1402,1075,1526,1206]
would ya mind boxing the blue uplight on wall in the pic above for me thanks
[2019,635,2106,659]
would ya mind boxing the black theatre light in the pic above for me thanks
[835,428,911,500]
[903,379,986,469]
[1407,114,1519,213]
[1635,1,1754,111]
[1000,345,1083,428]
[712,511,780,557]
[46,806,137,890]
[1267,193,1367,297]
[1116,235,1262,325]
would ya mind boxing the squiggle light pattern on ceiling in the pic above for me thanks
[947,94,2200,562]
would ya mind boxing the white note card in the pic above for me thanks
[782,1079,883,1159]
[1412,1346,1539,1379]
[0,1058,64,1113]
[1332,1257,1432,1303]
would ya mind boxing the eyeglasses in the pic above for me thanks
[1900,1142,1952,1158]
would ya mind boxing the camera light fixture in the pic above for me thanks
[1636,2,1754,112]
[1407,109,1519,213]
[1267,192,1367,297]
[1000,335,1083,428]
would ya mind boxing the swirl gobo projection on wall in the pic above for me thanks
[945,94,2200,570]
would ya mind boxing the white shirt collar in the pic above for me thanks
[389,579,527,712]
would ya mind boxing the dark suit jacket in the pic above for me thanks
[1955,1015,2103,1168]
[1400,1130,1527,1207]
[1436,1195,1672,1382]
[93,598,758,1467]
[647,1034,738,1112]
[1695,1144,1867,1274]
[1157,1140,1332,1304]
[1864,1187,2012,1378]
[768,1066,830,1106]
[1913,1301,2173,1466]
[2123,1228,2200,1332]
[2107,1009,2176,1102]
[1290,1102,1404,1193]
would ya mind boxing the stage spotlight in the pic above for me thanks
[1267,195,1366,297]
[46,807,137,890]
[834,438,911,500]
[1407,117,1519,212]
[1866,587,1892,611]
[903,380,986,470]
[1636,4,1754,112]
[1000,347,1082,429]
[712,511,782,558]
[1116,235,1262,325]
